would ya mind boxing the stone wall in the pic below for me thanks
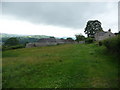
[25,38,75,48]
[95,30,115,41]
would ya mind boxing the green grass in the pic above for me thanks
[2,44,119,88]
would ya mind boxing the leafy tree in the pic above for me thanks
[60,38,64,40]
[66,38,74,42]
[66,37,73,40]
[4,37,19,46]
[84,20,103,38]
[75,34,85,42]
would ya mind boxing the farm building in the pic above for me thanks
[94,29,115,41]
[26,37,75,48]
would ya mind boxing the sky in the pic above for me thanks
[0,1,118,38]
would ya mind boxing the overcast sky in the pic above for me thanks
[0,1,118,38]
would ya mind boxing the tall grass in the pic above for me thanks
[2,44,119,88]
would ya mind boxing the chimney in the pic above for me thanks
[108,29,111,32]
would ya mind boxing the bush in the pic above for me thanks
[4,37,19,46]
[102,35,120,54]
[85,38,94,44]
[2,44,25,51]
[75,34,85,42]
[98,41,102,46]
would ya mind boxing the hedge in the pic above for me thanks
[2,44,25,51]
[102,35,120,54]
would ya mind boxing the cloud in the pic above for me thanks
[89,2,118,32]
[2,2,117,29]
[0,16,82,37]
[0,2,2,15]
[1,2,118,37]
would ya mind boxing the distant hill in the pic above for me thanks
[1,33,52,44]
[1,33,51,38]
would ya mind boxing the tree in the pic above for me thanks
[66,37,74,42]
[66,37,73,40]
[84,20,103,38]
[75,34,85,42]
[85,37,94,44]
[4,37,19,46]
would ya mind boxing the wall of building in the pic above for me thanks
[25,38,75,48]
[95,31,115,41]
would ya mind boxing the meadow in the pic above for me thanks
[2,44,118,88]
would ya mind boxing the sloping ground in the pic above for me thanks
[2,44,118,88]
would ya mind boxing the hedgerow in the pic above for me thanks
[102,35,120,54]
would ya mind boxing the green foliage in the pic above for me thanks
[66,37,74,41]
[84,20,103,38]
[1,33,51,45]
[2,44,118,88]
[18,37,39,44]
[114,31,120,35]
[3,37,25,51]
[75,34,85,42]
[102,35,120,54]
[4,37,19,46]
[98,41,102,46]
[2,44,25,51]
[66,37,73,40]
[85,37,94,44]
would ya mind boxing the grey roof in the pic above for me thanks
[96,31,106,36]
[38,38,56,43]
[38,38,75,43]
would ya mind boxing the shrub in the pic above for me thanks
[98,41,102,46]
[75,34,85,42]
[85,38,94,44]
[102,35,120,54]
[2,44,25,51]
[4,37,19,46]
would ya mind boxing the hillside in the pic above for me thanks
[2,44,118,88]
[1,33,51,38]
[1,33,52,45]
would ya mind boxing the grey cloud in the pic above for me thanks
[2,2,112,29]
[118,1,120,31]
[0,2,2,15]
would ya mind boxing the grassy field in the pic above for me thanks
[2,44,118,88]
